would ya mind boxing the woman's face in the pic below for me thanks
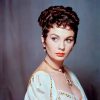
[42,25,75,62]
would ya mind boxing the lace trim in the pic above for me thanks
[57,90,78,100]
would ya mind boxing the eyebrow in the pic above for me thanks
[66,36,74,39]
[50,34,74,38]
[50,34,59,37]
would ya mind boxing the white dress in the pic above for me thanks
[24,71,87,100]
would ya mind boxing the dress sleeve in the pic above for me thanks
[24,71,51,100]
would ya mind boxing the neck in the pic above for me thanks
[44,56,64,72]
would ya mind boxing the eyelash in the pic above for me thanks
[51,37,58,41]
[65,39,74,43]
[51,37,74,43]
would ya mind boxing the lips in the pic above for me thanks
[56,52,65,57]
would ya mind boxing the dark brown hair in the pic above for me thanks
[38,5,79,44]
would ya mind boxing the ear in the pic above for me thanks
[41,35,45,47]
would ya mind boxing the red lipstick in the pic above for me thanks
[56,52,65,57]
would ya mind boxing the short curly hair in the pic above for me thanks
[38,5,79,44]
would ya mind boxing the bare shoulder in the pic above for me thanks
[31,62,48,76]
[34,65,46,73]
[28,64,50,85]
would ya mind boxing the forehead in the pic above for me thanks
[48,25,74,37]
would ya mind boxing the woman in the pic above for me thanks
[24,5,87,100]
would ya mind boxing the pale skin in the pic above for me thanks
[35,25,82,99]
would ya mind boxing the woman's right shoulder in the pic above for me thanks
[28,68,51,86]
[31,65,50,79]
[25,69,53,100]
[31,70,50,79]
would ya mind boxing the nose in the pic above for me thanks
[58,41,65,50]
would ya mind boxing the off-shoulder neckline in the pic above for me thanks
[32,70,80,99]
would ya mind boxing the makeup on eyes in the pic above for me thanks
[50,34,74,43]
[65,37,74,43]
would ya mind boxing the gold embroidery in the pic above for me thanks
[50,77,52,100]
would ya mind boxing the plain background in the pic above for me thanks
[0,0,100,100]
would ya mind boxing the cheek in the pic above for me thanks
[46,44,56,51]
[65,44,74,51]
[45,40,57,51]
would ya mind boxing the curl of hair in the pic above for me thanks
[38,6,80,44]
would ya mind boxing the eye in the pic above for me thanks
[65,39,74,43]
[51,37,58,42]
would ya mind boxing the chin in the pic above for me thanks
[55,55,69,62]
[47,54,67,62]
[53,57,65,62]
